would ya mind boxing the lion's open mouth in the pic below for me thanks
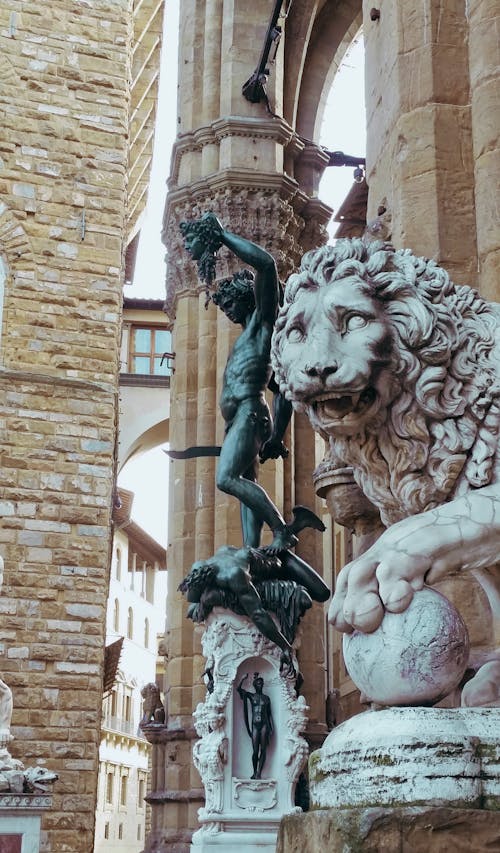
[313,387,377,421]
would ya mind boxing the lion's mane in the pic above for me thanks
[271,240,500,525]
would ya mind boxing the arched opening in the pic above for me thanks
[291,0,363,143]
[117,443,169,549]
[113,599,120,633]
[318,32,366,240]
[115,547,122,581]
[127,607,134,641]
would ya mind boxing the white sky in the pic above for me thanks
[119,9,365,547]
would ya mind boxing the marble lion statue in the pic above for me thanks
[271,239,500,704]
[140,682,165,724]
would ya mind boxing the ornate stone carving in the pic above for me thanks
[191,611,308,850]
[163,183,329,316]
[232,778,277,811]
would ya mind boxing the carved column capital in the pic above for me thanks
[163,178,330,316]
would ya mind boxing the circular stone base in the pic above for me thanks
[309,707,500,810]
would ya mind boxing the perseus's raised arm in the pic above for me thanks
[202,213,279,322]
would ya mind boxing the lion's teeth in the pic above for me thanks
[352,393,360,409]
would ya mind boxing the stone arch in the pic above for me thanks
[118,410,169,472]
[284,0,363,143]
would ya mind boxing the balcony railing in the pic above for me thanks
[103,715,136,736]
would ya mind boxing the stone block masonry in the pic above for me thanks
[0,1,133,850]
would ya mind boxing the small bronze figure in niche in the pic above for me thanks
[237,672,273,779]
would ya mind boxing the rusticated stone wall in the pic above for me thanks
[0,2,131,850]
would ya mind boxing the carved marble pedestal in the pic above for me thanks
[0,794,53,852]
[309,707,500,810]
[275,707,500,851]
[191,610,308,852]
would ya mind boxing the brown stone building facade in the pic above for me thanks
[0,1,163,851]
[154,1,499,850]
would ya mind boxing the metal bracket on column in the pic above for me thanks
[242,0,286,107]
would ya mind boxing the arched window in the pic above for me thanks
[144,618,149,648]
[113,599,119,632]
[115,547,122,581]
[127,607,133,640]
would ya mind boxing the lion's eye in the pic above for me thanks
[345,314,367,331]
[286,324,304,343]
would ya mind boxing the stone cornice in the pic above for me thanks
[0,793,52,811]
[169,116,295,185]
[163,171,332,246]
[140,723,197,745]
[297,142,330,171]
[164,169,302,228]
[211,115,293,144]
[145,787,204,804]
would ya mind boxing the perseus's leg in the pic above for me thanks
[217,401,286,541]
[240,466,264,548]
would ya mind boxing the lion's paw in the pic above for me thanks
[377,578,416,614]
[342,590,385,633]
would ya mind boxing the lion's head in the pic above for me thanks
[271,239,500,525]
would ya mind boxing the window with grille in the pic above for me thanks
[129,327,173,376]
[120,775,127,806]
[106,772,114,804]
[138,777,146,806]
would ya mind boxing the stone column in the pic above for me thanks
[152,3,331,849]
[467,0,500,301]
[363,0,478,284]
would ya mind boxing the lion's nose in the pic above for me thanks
[304,360,338,380]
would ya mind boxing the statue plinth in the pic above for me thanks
[191,610,309,852]
[309,707,500,810]
[0,792,53,853]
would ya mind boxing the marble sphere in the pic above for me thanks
[343,587,469,706]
